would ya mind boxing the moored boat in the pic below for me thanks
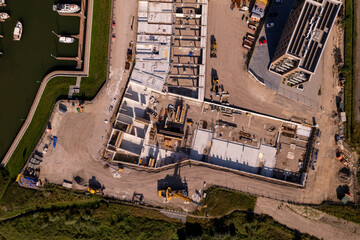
[0,0,6,7]
[59,36,75,44]
[0,12,9,20]
[53,4,80,13]
[13,21,23,41]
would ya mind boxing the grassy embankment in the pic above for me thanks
[342,0,358,145]
[193,186,257,217]
[0,183,100,220]
[0,185,317,239]
[344,0,360,195]
[0,1,111,198]
[76,0,111,99]
[314,203,360,225]
[0,77,75,199]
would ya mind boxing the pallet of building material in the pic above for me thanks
[125,61,130,70]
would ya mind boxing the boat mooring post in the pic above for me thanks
[51,31,60,38]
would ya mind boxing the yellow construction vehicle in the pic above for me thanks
[158,187,207,209]
[210,38,217,58]
[88,187,101,194]
[211,75,220,95]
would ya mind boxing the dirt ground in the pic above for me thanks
[205,0,315,121]
[254,197,360,240]
[205,1,350,202]
[37,0,352,214]
[302,22,355,202]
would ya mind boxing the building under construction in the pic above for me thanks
[166,0,207,100]
[104,0,317,186]
[130,0,207,101]
[269,0,341,87]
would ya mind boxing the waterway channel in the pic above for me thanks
[0,0,80,159]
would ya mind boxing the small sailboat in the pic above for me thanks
[13,21,23,41]
[59,36,75,43]
[0,12,9,21]
[53,4,80,13]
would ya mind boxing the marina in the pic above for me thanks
[0,0,83,159]
[51,0,86,69]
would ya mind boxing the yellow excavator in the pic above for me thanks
[211,75,220,95]
[158,187,207,210]
[88,187,101,194]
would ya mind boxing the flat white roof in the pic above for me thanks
[138,22,172,35]
[209,139,276,177]
[131,61,169,91]
[190,129,213,160]
[148,2,172,24]
[191,129,277,177]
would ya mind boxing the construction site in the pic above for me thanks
[13,0,359,215]
[105,82,315,186]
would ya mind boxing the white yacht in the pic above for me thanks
[59,36,75,44]
[0,12,9,20]
[13,21,23,41]
[53,4,80,13]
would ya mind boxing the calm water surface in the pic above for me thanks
[0,0,80,159]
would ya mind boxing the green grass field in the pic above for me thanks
[0,185,317,240]
[0,0,111,198]
[0,183,100,219]
[0,202,318,240]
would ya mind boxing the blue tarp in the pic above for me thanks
[20,176,38,187]
[53,136,57,148]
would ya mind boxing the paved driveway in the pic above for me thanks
[249,0,321,109]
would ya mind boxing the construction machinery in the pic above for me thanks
[210,37,217,58]
[158,187,207,210]
[336,151,350,168]
[211,75,220,95]
[88,187,101,194]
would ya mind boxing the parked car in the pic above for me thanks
[296,84,304,91]
[259,37,267,45]
[269,12,278,18]
[266,22,274,28]
[248,23,256,31]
